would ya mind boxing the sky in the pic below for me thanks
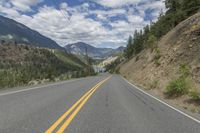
[0,0,166,48]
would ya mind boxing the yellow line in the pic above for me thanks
[45,81,102,133]
[57,77,111,133]
[45,76,111,133]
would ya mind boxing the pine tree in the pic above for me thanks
[124,36,133,58]
[182,0,200,15]
[165,0,181,13]
[147,34,157,50]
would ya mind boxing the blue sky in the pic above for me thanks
[0,0,165,48]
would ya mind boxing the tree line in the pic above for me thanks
[0,44,95,88]
[124,0,200,58]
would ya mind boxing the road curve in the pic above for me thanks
[0,74,199,133]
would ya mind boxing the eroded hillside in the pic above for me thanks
[120,12,200,113]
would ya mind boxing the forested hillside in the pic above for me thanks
[124,0,200,58]
[0,44,89,88]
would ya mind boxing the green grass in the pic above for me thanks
[165,63,192,98]
[190,90,200,100]
[179,64,190,77]
[154,48,161,60]
[165,77,189,97]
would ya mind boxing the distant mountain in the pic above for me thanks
[64,42,125,59]
[0,15,63,50]
[115,46,125,52]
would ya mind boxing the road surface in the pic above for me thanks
[0,74,199,133]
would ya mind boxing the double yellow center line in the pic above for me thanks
[45,76,112,133]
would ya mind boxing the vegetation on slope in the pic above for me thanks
[124,0,200,59]
[105,58,121,73]
[0,44,92,89]
[54,50,86,68]
[165,64,190,97]
[108,0,200,74]
[117,0,200,113]
[121,0,200,95]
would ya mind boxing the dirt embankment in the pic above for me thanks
[120,13,200,113]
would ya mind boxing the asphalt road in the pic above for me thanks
[0,74,199,133]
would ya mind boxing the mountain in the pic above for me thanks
[64,42,125,59]
[115,46,125,52]
[0,44,87,88]
[0,15,63,50]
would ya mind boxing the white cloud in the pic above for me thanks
[127,15,144,24]
[5,0,44,12]
[0,4,20,17]
[92,8,126,19]
[0,0,165,48]
[15,5,110,47]
[136,0,166,20]
[92,0,141,8]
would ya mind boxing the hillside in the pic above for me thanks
[0,44,86,88]
[0,16,63,50]
[65,42,125,59]
[120,12,200,113]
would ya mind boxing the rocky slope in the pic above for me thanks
[120,12,200,113]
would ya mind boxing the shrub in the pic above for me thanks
[165,77,189,97]
[154,48,161,60]
[147,34,157,50]
[179,64,190,78]
[154,48,161,66]
[190,91,200,100]
[155,59,161,67]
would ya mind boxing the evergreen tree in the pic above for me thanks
[165,0,181,13]
[123,0,200,60]
[147,34,157,50]
[182,0,200,15]
[124,36,133,58]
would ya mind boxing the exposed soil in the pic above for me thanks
[120,12,200,114]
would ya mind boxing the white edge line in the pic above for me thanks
[121,76,200,124]
[0,78,82,96]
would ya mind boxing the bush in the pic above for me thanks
[154,48,161,66]
[190,91,200,100]
[179,64,190,77]
[154,48,161,60]
[165,77,189,97]
[155,59,161,67]
[147,34,157,50]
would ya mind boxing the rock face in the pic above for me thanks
[0,16,63,50]
[65,42,125,59]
